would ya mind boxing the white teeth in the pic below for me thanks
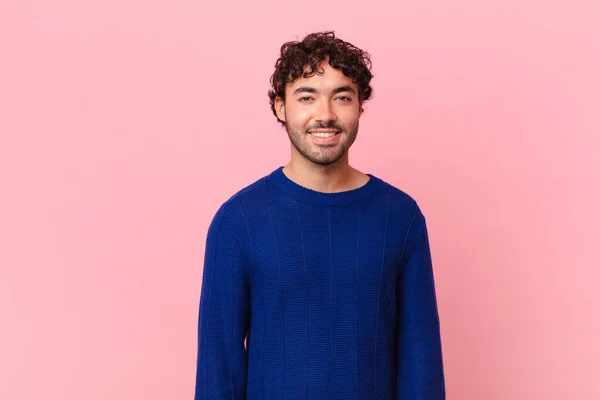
[310,132,337,138]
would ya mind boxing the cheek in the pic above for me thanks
[340,109,360,127]
[286,105,312,127]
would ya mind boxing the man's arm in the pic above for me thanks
[194,204,251,400]
[396,206,445,399]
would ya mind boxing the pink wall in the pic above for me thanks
[1,1,599,399]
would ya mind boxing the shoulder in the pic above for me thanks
[369,176,432,252]
[371,174,422,214]
[204,174,269,253]
[209,171,272,229]
[221,174,268,212]
[367,174,431,238]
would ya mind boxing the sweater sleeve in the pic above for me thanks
[396,206,446,399]
[194,204,251,400]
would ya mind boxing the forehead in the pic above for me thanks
[286,62,357,93]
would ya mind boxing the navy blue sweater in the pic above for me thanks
[194,167,445,399]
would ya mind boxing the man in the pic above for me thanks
[194,31,445,399]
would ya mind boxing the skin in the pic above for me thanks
[274,58,371,193]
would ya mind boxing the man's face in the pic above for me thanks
[275,60,362,166]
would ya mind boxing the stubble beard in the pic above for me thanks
[284,122,359,166]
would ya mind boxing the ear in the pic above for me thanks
[275,97,286,122]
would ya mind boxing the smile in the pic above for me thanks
[309,131,340,138]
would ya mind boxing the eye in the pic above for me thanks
[298,96,313,102]
[336,96,352,102]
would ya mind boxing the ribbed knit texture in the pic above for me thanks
[194,167,445,399]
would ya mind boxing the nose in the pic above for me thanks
[315,99,337,123]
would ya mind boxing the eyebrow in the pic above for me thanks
[292,85,356,96]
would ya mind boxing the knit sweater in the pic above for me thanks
[194,166,445,399]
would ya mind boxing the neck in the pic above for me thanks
[282,152,368,193]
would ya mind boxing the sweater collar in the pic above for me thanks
[266,166,383,206]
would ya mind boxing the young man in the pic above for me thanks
[194,31,445,399]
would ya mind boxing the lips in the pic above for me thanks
[309,131,340,138]
[308,130,340,133]
[308,129,341,137]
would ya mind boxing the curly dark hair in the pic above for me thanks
[268,31,374,126]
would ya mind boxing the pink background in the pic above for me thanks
[1,1,599,399]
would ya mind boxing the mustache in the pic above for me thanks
[306,121,343,132]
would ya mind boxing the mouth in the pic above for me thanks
[307,130,342,145]
[307,130,341,138]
